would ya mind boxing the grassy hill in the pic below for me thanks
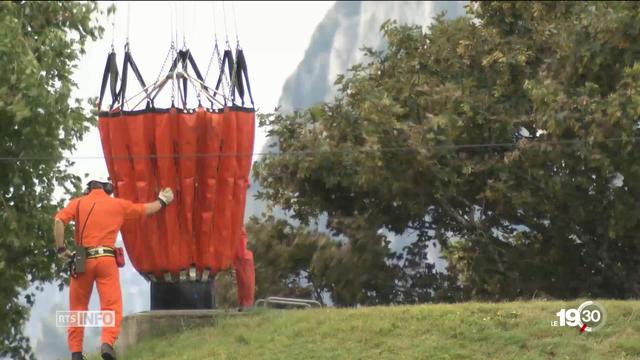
[113,300,639,359]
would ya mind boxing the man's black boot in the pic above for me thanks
[71,352,85,360]
[101,343,117,360]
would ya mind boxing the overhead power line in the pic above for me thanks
[0,136,636,162]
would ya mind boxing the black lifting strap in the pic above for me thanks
[232,49,254,108]
[98,51,119,110]
[169,50,204,108]
[118,47,151,110]
[180,51,189,108]
[168,49,207,108]
[187,52,205,82]
[187,50,206,107]
[214,49,235,104]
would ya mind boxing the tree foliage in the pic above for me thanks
[245,215,458,306]
[252,2,640,304]
[0,2,104,357]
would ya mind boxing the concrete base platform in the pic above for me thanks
[118,309,246,352]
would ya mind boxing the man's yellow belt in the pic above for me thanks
[86,246,115,259]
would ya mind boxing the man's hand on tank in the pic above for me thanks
[158,188,174,207]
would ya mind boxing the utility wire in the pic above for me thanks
[0,136,637,162]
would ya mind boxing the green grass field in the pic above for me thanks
[112,300,639,359]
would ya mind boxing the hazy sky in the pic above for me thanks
[25,2,335,358]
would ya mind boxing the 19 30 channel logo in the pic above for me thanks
[551,300,607,333]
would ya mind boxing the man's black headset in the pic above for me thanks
[85,179,114,195]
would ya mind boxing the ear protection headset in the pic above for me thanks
[85,179,114,195]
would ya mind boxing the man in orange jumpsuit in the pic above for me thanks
[54,179,174,360]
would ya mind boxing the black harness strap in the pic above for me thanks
[165,49,209,108]
[181,51,189,108]
[187,51,206,107]
[232,49,254,107]
[118,47,151,110]
[118,52,129,109]
[76,201,97,247]
[98,51,119,110]
[187,51,205,82]
[167,50,190,108]
[214,49,234,105]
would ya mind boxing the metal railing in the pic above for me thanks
[255,297,322,309]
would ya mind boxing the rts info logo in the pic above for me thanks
[551,300,607,333]
[56,311,115,328]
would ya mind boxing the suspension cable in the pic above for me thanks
[156,44,174,84]
[167,2,176,70]
[173,1,178,51]
[204,4,218,82]
[212,1,219,43]
[231,1,240,46]
[222,1,230,48]
[205,2,223,82]
[204,43,218,82]
[168,3,175,106]
[180,1,186,50]
[110,7,116,52]
[169,1,174,47]
[126,1,131,45]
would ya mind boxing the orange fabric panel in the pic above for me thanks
[235,227,253,261]
[230,109,255,262]
[97,116,115,184]
[107,114,134,200]
[196,110,223,271]
[235,256,255,307]
[121,220,147,273]
[105,113,149,272]
[230,177,248,261]
[236,110,255,178]
[126,112,156,201]
[176,109,199,264]
[153,109,183,274]
[126,112,161,273]
[211,108,238,270]
[235,228,254,307]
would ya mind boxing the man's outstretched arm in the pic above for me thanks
[143,200,163,215]
[143,188,174,215]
